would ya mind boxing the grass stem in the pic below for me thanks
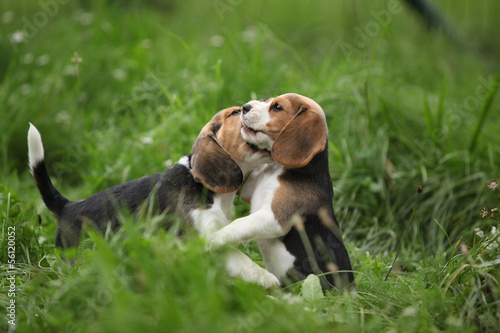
[385,190,422,281]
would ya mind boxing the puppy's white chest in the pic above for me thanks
[248,164,283,213]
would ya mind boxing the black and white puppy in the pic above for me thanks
[28,107,279,288]
[208,94,355,291]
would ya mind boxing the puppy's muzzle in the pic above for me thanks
[242,103,252,114]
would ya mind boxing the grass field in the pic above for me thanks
[1,0,500,331]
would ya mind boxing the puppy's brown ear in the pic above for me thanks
[191,125,243,194]
[272,107,328,168]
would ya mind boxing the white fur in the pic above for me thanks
[237,149,273,177]
[257,239,296,279]
[190,193,235,237]
[241,100,274,150]
[240,127,274,151]
[225,248,280,289]
[247,163,297,279]
[27,123,45,173]
[207,209,284,249]
[191,190,281,288]
[207,163,286,248]
[245,163,283,213]
[177,155,190,169]
[242,100,271,131]
[208,162,298,280]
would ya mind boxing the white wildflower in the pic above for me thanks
[112,69,127,81]
[10,30,26,44]
[209,35,225,48]
[36,54,50,67]
[141,137,153,145]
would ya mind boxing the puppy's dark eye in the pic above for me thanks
[230,109,241,116]
[259,99,268,102]
[272,103,283,112]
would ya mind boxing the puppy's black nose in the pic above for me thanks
[242,103,252,114]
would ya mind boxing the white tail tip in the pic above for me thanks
[28,123,45,172]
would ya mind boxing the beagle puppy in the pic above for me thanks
[208,94,355,291]
[28,107,279,288]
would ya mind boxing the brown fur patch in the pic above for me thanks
[271,168,326,231]
[191,107,270,193]
[191,107,244,193]
[260,93,328,168]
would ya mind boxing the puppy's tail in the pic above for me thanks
[28,123,70,216]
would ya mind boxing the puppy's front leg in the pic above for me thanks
[207,209,285,249]
[225,248,280,289]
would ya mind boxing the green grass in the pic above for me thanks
[1,0,500,331]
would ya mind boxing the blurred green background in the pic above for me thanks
[1,0,500,331]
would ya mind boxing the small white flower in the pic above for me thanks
[112,69,127,81]
[20,84,31,95]
[10,30,26,44]
[79,12,93,26]
[402,306,418,317]
[475,228,484,238]
[72,9,93,26]
[56,111,71,124]
[36,54,51,67]
[164,159,173,167]
[63,65,79,76]
[490,226,497,236]
[22,53,34,64]
[209,35,225,48]
[486,242,498,252]
[487,179,498,190]
[242,26,258,43]
[445,316,462,327]
[141,137,153,145]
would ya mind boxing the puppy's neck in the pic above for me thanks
[282,142,329,176]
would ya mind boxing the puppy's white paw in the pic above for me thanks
[225,250,280,289]
[258,270,280,289]
[239,266,280,289]
[205,230,231,251]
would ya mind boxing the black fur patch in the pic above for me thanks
[211,122,222,135]
[54,158,215,249]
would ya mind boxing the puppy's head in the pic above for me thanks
[241,93,328,168]
[191,106,272,193]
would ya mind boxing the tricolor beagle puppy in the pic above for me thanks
[208,93,355,291]
[28,107,279,288]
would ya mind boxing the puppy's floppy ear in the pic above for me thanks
[191,122,243,194]
[272,106,328,168]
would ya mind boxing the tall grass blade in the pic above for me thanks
[433,218,452,249]
[469,72,500,152]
